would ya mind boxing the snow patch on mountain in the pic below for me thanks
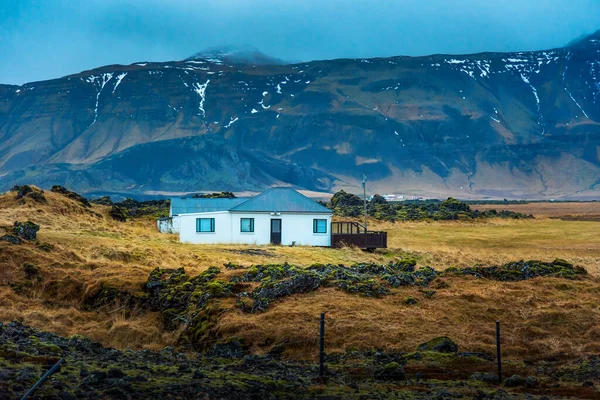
[192,79,210,118]
[85,73,114,126]
[112,73,127,94]
[224,117,238,128]
[520,73,545,134]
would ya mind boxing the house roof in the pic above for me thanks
[229,187,332,214]
[170,197,249,215]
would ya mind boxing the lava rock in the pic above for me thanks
[207,339,246,358]
[11,185,46,202]
[470,372,498,384]
[459,352,494,362]
[91,196,113,206]
[0,234,21,244]
[109,206,128,222]
[375,362,406,380]
[82,371,108,386]
[525,376,538,388]
[13,221,40,241]
[503,374,526,387]
[107,368,125,378]
[193,369,206,379]
[178,363,192,373]
[417,336,458,353]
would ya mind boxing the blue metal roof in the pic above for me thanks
[229,187,332,214]
[170,197,248,215]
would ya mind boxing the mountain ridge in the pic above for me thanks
[1,32,599,199]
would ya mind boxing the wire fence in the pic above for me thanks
[20,314,505,398]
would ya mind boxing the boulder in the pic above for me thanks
[503,374,526,387]
[375,362,406,380]
[417,336,458,353]
[470,372,498,384]
[82,371,108,386]
[11,185,46,202]
[192,369,206,379]
[107,368,125,378]
[13,221,40,241]
[459,352,494,362]
[525,376,538,388]
[207,339,246,358]
[91,196,113,206]
[109,206,128,222]
[0,234,21,244]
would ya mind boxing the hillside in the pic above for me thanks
[1,186,600,397]
[1,32,600,199]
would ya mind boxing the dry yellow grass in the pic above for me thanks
[370,218,600,276]
[220,277,600,359]
[1,188,599,361]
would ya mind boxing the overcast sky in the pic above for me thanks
[1,0,599,85]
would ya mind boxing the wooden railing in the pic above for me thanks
[330,222,387,249]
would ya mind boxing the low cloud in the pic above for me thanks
[1,0,599,84]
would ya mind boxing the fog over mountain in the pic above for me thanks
[1,0,599,84]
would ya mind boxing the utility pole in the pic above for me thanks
[362,172,367,233]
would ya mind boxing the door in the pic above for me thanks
[270,219,282,244]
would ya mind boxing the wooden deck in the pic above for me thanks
[331,222,387,249]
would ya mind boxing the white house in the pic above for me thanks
[163,187,332,246]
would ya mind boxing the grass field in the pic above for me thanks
[372,218,600,275]
[473,201,600,220]
[1,188,599,362]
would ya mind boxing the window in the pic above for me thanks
[240,218,254,233]
[196,218,215,232]
[313,219,327,233]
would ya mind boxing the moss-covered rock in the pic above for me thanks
[417,336,458,353]
[28,336,62,355]
[376,362,406,380]
[90,195,113,206]
[503,374,526,387]
[10,185,46,203]
[458,259,586,281]
[13,221,40,241]
[0,234,20,244]
[109,205,128,222]
[326,191,533,221]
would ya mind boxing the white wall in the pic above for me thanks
[157,216,180,233]
[178,212,331,246]
[179,211,231,244]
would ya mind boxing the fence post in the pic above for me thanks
[496,321,502,384]
[319,313,325,377]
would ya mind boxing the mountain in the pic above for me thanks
[186,45,287,66]
[1,33,600,199]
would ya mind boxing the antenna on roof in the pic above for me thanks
[362,172,367,233]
